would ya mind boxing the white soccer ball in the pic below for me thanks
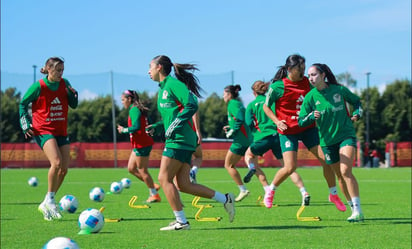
[42,236,80,249]
[28,176,38,187]
[120,178,131,189]
[89,187,105,202]
[58,195,79,213]
[78,208,105,233]
[110,182,123,194]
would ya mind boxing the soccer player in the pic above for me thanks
[147,55,235,231]
[189,110,202,183]
[263,54,350,210]
[223,84,254,202]
[244,80,310,206]
[299,63,364,222]
[117,90,161,203]
[19,57,78,221]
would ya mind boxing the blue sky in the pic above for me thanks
[1,0,411,105]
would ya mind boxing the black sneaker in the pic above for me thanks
[243,169,256,183]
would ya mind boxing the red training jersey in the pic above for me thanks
[129,114,154,149]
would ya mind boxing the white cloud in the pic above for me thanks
[79,89,98,101]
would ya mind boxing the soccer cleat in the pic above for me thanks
[189,170,197,184]
[347,213,364,222]
[160,221,190,231]
[224,193,235,223]
[154,183,161,191]
[263,189,275,208]
[329,194,347,212]
[38,201,52,221]
[146,193,161,203]
[302,192,311,206]
[235,190,250,202]
[46,203,62,220]
[243,168,256,183]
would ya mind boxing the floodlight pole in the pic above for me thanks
[111,71,118,168]
[231,70,234,85]
[365,72,371,146]
[32,65,37,83]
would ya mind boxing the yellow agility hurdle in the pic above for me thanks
[296,205,321,221]
[99,207,123,222]
[191,196,222,222]
[128,196,150,209]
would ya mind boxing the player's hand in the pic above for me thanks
[67,85,78,98]
[24,128,34,139]
[313,110,321,120]
[223,125,230,132]
[145,125,155,136]
[117,125,123,134]
[351,114,360,122]
[276,120,288,132]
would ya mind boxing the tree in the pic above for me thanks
[0,88,25,142]
[336,72,357,88]
[198,93,227,138]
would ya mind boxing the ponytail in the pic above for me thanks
[123,90,149,116]
[224,84,242,99]
[271,54,305,83]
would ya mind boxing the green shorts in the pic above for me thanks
[162,148,194,165]
[229,142,249,156]
[34,135,70,149]
[279,127,319,153]
[133,146,152,157]
[250,134,283,159]
[321,137,357,164]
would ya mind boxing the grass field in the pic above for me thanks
[1,167,411,249]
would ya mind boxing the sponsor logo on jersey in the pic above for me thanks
[51,97,61,104]
[333,94,341,103]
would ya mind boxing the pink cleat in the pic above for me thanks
[264,189,275,208]
[329,194,347,212]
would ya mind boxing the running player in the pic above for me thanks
[117,90,161,203]
[263,54,350,210]
[299,63,364,222]
[244,80,310,206]
[223,84,254,202]
[19,57,78,221]
[147,55,235,231]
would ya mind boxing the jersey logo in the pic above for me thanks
[162,90,169,100]
[285,141,291,148]
[325,153,331,161]
[315,100,321,105]
[333,94,341,103]
[51,97,61,104]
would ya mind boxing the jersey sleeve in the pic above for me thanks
[64,79,78,109]
[265,81,283,107]
[165,82,198,139]
[341,85,363,118]
[122,106,141,133]
[298,91,316,127]
[245,102,255,131]
[19,82,41,133]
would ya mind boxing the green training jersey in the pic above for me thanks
[298,84,362,146]
[227,99,252,146]
[19,77,78,133]
[157,75,198,151]
[245,94,277,142]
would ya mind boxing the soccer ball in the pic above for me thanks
[89,187,105,202]
[120,178,131,189]
[58,195,79,213]
[28,176,38,187]
[110,182,123,194]
[78,208,105,233]
[42,236,80,249]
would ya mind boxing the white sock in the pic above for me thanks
[212,191,226,203]
[149,188,157,196]
[173,210,187,224]
[264,185,271,191]
[45,192,55,204]
[269,184,277,191]
[299,187,307,196]
[239,185,247,192]
[352,197,362,214]
[248,162,255,170]
[347,200,354,211]
[191,166,198,174]
[329,187,338,195]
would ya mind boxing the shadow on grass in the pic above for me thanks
[199,225,330,230]
[1,202,39,205]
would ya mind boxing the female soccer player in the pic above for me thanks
[189,110,202,184]
[147,55,235,231]
[223,84,254,202]
[117,90,161,203]
[19,57,78,221]
[263,54,350,210]
[299,63,364,222]
[244,80,310,206]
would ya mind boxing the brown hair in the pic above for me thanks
[251,80,269,95]
[123,89,149,116]
[40,57,65,75]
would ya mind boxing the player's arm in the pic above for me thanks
[118,107,141,134]
[19,82,41,138]
[298,95,317,127]
[341,85,363,121]
[193,110,202,144]
[65,79,78,109]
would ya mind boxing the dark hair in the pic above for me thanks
[123,89,149,116]
[152,55,203,98]
[224,84,242,99]
[270,54,305,83]
[40,57,65,74]
[251,80,269,95]
[311,63,338,85]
